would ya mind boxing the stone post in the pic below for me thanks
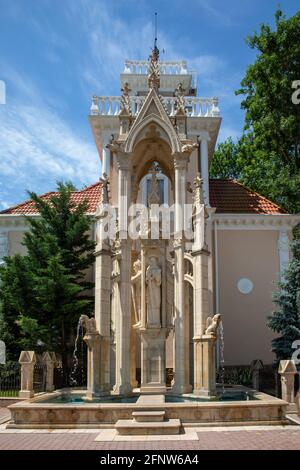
[198,132,210,206]
[94,245,111,393]
[192,174,215,396]
[84,329,102,400]
[278,359,297,403]
[42,352,55,392]
[130,326,138,389]
[172,154,192,394]
[101,132,111,177]
[94,175,112,393]
[250,359,263,391]
[19,351,36,399]
[140,328,167,393]
[193,335,217,397]
[114,153,132,395]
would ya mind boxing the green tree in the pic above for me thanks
[0,182,95,380]
[209,137,242,180]
[267,240,300,367]
[210,10,300,214]
[237,9,300,168]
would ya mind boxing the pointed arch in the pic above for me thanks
[124,113,182,154]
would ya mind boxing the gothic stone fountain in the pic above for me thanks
[7,49,288,432]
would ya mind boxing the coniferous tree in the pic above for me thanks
[267,240,300,367]
[0,182,95,381]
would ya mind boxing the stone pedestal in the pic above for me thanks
[193,335,217,397]
[250,359,263,391]
[42,352,55,392]
[84,331,102,400]
[278,359,297,403]
[94,246,111,393]
[19,351,36,399]
[140,328,167,393]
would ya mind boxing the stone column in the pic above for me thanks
[114,154,132,395]
[140,329,167,393]
[84,330,102,400]
[192,175,218,396]
[94,246,111,393]
[251,359,263,391]
[193,335,217,397]
[193,249,210,339]
[42,352,55,392]
[130,326,138,389]
[172,154,192,394]
[94,176,112,394]
[278,359,297,403]
[198,132,210,206]
[19,351,36,399]
[101,133,111,177]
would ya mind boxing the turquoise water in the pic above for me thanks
[166,391,255,403]
[41,394,139,404]
[38,390,254,404]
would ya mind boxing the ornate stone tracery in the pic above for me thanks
[90,45,222,399]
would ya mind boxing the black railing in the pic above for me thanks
[33,362,47,393]
[0,362,20,397]
[217,365,252,387]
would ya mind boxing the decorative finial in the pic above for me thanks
[148,12,160,90]
[153,12,159,58]
[120,82,131,115]
[99,173,110,205]
[193,173,204,206]
[175,82,186,114]
[148,162,161,205]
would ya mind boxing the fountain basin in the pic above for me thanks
[7,386,288,428]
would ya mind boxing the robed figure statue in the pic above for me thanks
[146,256,162,327]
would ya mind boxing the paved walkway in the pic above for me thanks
[1,403,300,450]
[0,424,299,450]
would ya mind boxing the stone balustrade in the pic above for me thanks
[123,60,188,75]
[90,95,220,118]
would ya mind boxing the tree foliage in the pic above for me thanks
[210,10,300,214]
[0,182,95,377]
[267,241,300,366]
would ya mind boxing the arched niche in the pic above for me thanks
[130,127,175,203]
[125,113,181,155]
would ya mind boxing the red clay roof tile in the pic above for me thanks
[0,179,285,215]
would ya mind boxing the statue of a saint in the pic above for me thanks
[146,256,162,327]
[131,259,142,326]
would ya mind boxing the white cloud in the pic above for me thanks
[195,0,235,27]
[0,103,99,185]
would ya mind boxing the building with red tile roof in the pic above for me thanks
[0,179,286,216]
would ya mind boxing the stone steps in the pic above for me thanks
[132,411,165,422]
[115,418,181,435]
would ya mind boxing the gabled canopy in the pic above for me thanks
[124,88,182,154]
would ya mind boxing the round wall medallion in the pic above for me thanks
[237,278,253,294]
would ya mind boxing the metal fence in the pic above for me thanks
[217,365,253,387]
[33,362,47,393]
[217,364,280,396]
[0,362,20,397]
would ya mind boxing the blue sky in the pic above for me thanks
[0,0,298,209]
